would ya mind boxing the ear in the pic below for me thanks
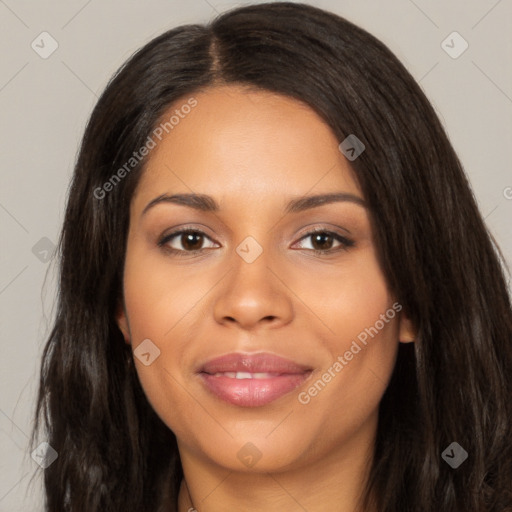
[116,299,131,345]
[398,309,417,344]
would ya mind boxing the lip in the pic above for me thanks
[198,352,312,407]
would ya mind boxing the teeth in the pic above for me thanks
[235,372,253,379]
[212,372,277,379]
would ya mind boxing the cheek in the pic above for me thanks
[328,249,399,386]
[292,248,399,431]
[292,245,397,354]
[133,360,198,440]
[121,237,204,341]
[121,240,211,434]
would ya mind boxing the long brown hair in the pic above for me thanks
[32,2,512,510]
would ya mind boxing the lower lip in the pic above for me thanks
[200,373,310,407]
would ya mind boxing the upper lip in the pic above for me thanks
[199,352,312,375]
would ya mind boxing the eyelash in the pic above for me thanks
[157,227,355,257]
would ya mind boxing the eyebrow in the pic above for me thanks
[141,192,367,217]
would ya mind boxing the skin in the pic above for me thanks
[116,84,417,512]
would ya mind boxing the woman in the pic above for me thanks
[32,2,512,511]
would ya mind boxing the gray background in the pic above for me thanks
[1,0,511,509]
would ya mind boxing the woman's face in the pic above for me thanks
[117,84,416,475]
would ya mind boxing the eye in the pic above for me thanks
[293,229,355,254]
[158,229,218,256]
[157,227,355,257]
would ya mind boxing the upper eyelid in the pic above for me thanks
[159,228,219,248]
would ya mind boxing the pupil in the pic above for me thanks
[183,233,202,250]
[313,233,332,250]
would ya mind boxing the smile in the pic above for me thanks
[198,352,312,407]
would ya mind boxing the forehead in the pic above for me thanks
[132,84,362,210]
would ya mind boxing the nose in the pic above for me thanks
[212,245,294,331]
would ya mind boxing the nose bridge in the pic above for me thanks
[227,233,276,301]
[212,233,293,327]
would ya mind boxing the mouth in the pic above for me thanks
[198,352,313,407]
